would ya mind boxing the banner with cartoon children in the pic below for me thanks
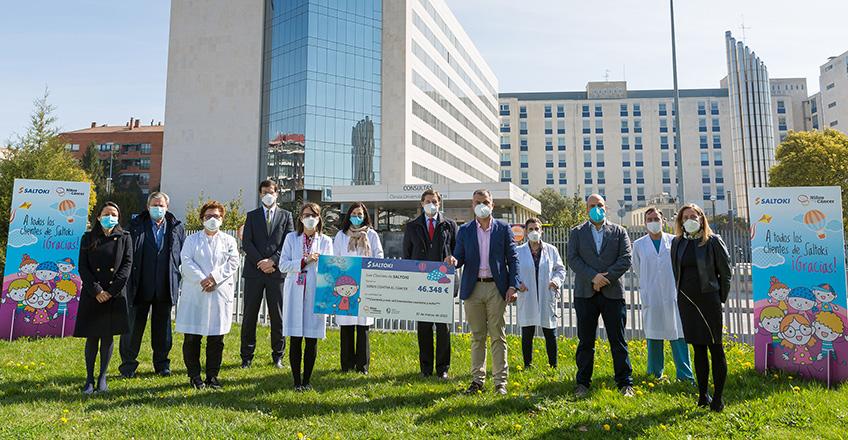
[750,186,848,385]
[0,179,90,340]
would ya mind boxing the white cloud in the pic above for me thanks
[752,247,785,269]
[7,229,37,248]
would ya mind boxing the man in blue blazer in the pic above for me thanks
[446,189,521,396]
[566,194,634,398]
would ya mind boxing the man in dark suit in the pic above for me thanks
[403,189,457,380]
[446,189,520,396]
[240,179,294,369]
[119,192,185,378]
[566,193,634,398]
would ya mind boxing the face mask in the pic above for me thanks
[302,216,319,230]
[646,221,662,234]
[474,204,492,219]
[203,217,222,232]
[423,203,438,216]
[149,206,166,221]
[261,193,277,207]
[99,215,119,229]
[683,219,701,234]
[527,230,542,242]
[349,215,364,227]
[589,206,606,223]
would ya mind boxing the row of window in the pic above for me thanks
[500,101,721,119]
[412,131,491,181]
[411,100,499,171]
[73,142,153,154]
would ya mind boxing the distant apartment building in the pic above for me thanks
[60,118,163,195]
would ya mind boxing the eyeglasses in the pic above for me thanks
[203,214,222,220]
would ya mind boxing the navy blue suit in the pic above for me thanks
[453,219,521,300]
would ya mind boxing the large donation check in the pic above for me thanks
[313,255,455,324]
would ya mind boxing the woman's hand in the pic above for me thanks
[305,252,320,264]
[96,291,112,303]
[201,275,217,292]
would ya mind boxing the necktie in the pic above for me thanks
[428,218,435,241]
[266,209,273,235]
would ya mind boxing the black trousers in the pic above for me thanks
[692,343,727,401]
[575,295,633,388]
[417,321,451,375]
[183,334,224,379]
[240,277,285,362]
[119,300,173,375]
[289,336,317,387]
[339,325,370,373]
[521,326,558,367]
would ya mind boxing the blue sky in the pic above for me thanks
[1,0,846,142]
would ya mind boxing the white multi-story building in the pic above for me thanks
[816,50,848,133]
[162,0,535,222]
[499,82,735,222]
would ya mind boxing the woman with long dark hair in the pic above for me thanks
[333,202,384,374]
[74,202,132,394]
[670,203,732,412]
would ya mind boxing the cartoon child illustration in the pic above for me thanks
[813,311,847,361]
[779,313,818,367]
[786,287,816,320]
[56,258,76,281]
[758,306,784,347]
[18,254,38,282]
[52,280,79,319]
[22,283,54,325]
[333,276,359,312]
[2,279,30,314]
[34,261,60,288]
[767,276,790,312]
[812,283,840,313]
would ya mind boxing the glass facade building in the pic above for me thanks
[261,0,382,199]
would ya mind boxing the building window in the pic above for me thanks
[633,103,641,116]
[697,101,706,115]
[702,168,711,184]
[621,118,629,133]
[65,144,80,152]
[545,120,553,135]
[558,136,566,150]
[635,151,643,167]
[826,83,835,90]
[661,151,670,167]
[634,136,643,150]
[520,136,528,151]
[828,102,837,109]
[582,104,590,118]
[520,171,529,185]
[583,151,592,168]
[519,120,528,134]
[660,118,668,133]
[662,168,670,184]
[622,151,630,167]
[500,136,511,149]
[597,170,606,184]
[546,171,554,185]
[777,100,786,114]
[99,143,114,152]
[582,119,591,134]
[519,105,527,118]
[623,170,631,184]
[715,169,724,183]
[558,152,567,168]
[500,169,512,182]
[620,103,628,116]
[712,134,721,148]
[545,137,553,151]
[595,119,603,134]
[557,120,566,134]
[700,135,708,149]
[813,115,820,129]
[499,104,510,116]
[500,152,511,166]
[699,117,707,132]
[594,104,603,117]
[584,170,592,184]
[596,135,604,150]
[658,102,667,116]
[546,153,554,168]
[557,104,565,118]
[711,117,720,132]
[583,136,591,150]
[633,119,642,133]
[710,101,719,115]
[714,151,723,166]
[830,120,839,127]
[702,185,712,200]
[636,169,644,184]
[596,151,605,168]
[544,104,552,118]
[660,135,669,150]
[621,136,630,150]
[778,116,787,131]
[500,120,510,133]
[701,151,709,166]
[624,187,632,201]
[559,171,567,185]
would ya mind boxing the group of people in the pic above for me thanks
[72,181,732,411]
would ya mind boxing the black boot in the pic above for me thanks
[97,374,108,393]
[697,394,712,408]
[190,376,206,389]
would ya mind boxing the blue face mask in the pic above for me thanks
[149,206,166,220]
[589,206,606,223]
[349,215,364,227]
[100,215,119,229]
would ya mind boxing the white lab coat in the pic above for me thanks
[516,241,566,328]
[333,229,384,326]
[632,232,685,340]
[280,231,334,339]
[175,230,240,336]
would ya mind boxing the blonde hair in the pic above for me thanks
[759,306,784,322]
[54,279,78,297]
[8,279,29,291]
[674,203,713,246]
[815,311,845,334]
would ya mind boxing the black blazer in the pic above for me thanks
[126,210,185,305]
[74,228,132,337]
[402,213,457,262]
[671,234,733,302]
[241,206,294,279]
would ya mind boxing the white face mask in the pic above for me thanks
[646,221,662,234]
[474,203,492,219]
[261,193,277,207]
[423,203,438,216]
[302,216,319,231]
[527,230,542,242]
[683,219,701,234]
[203,217,222,232]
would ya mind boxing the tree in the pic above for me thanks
[769,129,848,235]
[0,91,97,266]
[532,188,588,229]
[80,142,105,189]
[184,190,247,232]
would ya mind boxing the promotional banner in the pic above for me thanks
[750,186,848,384]
[314,256,455,324]
[0,179,90,340]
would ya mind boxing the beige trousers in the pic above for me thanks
[464,281,508,386]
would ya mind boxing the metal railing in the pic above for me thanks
[201,226,764,344]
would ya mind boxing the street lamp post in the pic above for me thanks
[670,0,685,206]
[710,194,717,220]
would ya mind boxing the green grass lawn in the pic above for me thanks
[1,325,846,439]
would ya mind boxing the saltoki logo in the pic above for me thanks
[755,197,791,205]
[18,186,50,195]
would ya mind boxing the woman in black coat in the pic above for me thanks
[670,203,732,412]
[74,202,132,394]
